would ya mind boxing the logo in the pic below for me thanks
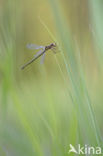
[68,144,101,155]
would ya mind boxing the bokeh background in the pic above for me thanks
[0,0,103,155]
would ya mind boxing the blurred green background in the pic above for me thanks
[0,0,103,155]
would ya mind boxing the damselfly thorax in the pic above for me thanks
[21,43,57,70]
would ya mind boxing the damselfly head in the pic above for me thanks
[49,43,56,49]
[51,43,56,47]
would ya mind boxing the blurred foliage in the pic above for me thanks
[0,0,103,155]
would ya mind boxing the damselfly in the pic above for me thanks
[21,43,57,70]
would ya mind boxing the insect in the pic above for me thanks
[21,43,57,70]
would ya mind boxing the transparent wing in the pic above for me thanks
[34,50,43,58]
[27,44,45,50]
[40,53,45,64]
